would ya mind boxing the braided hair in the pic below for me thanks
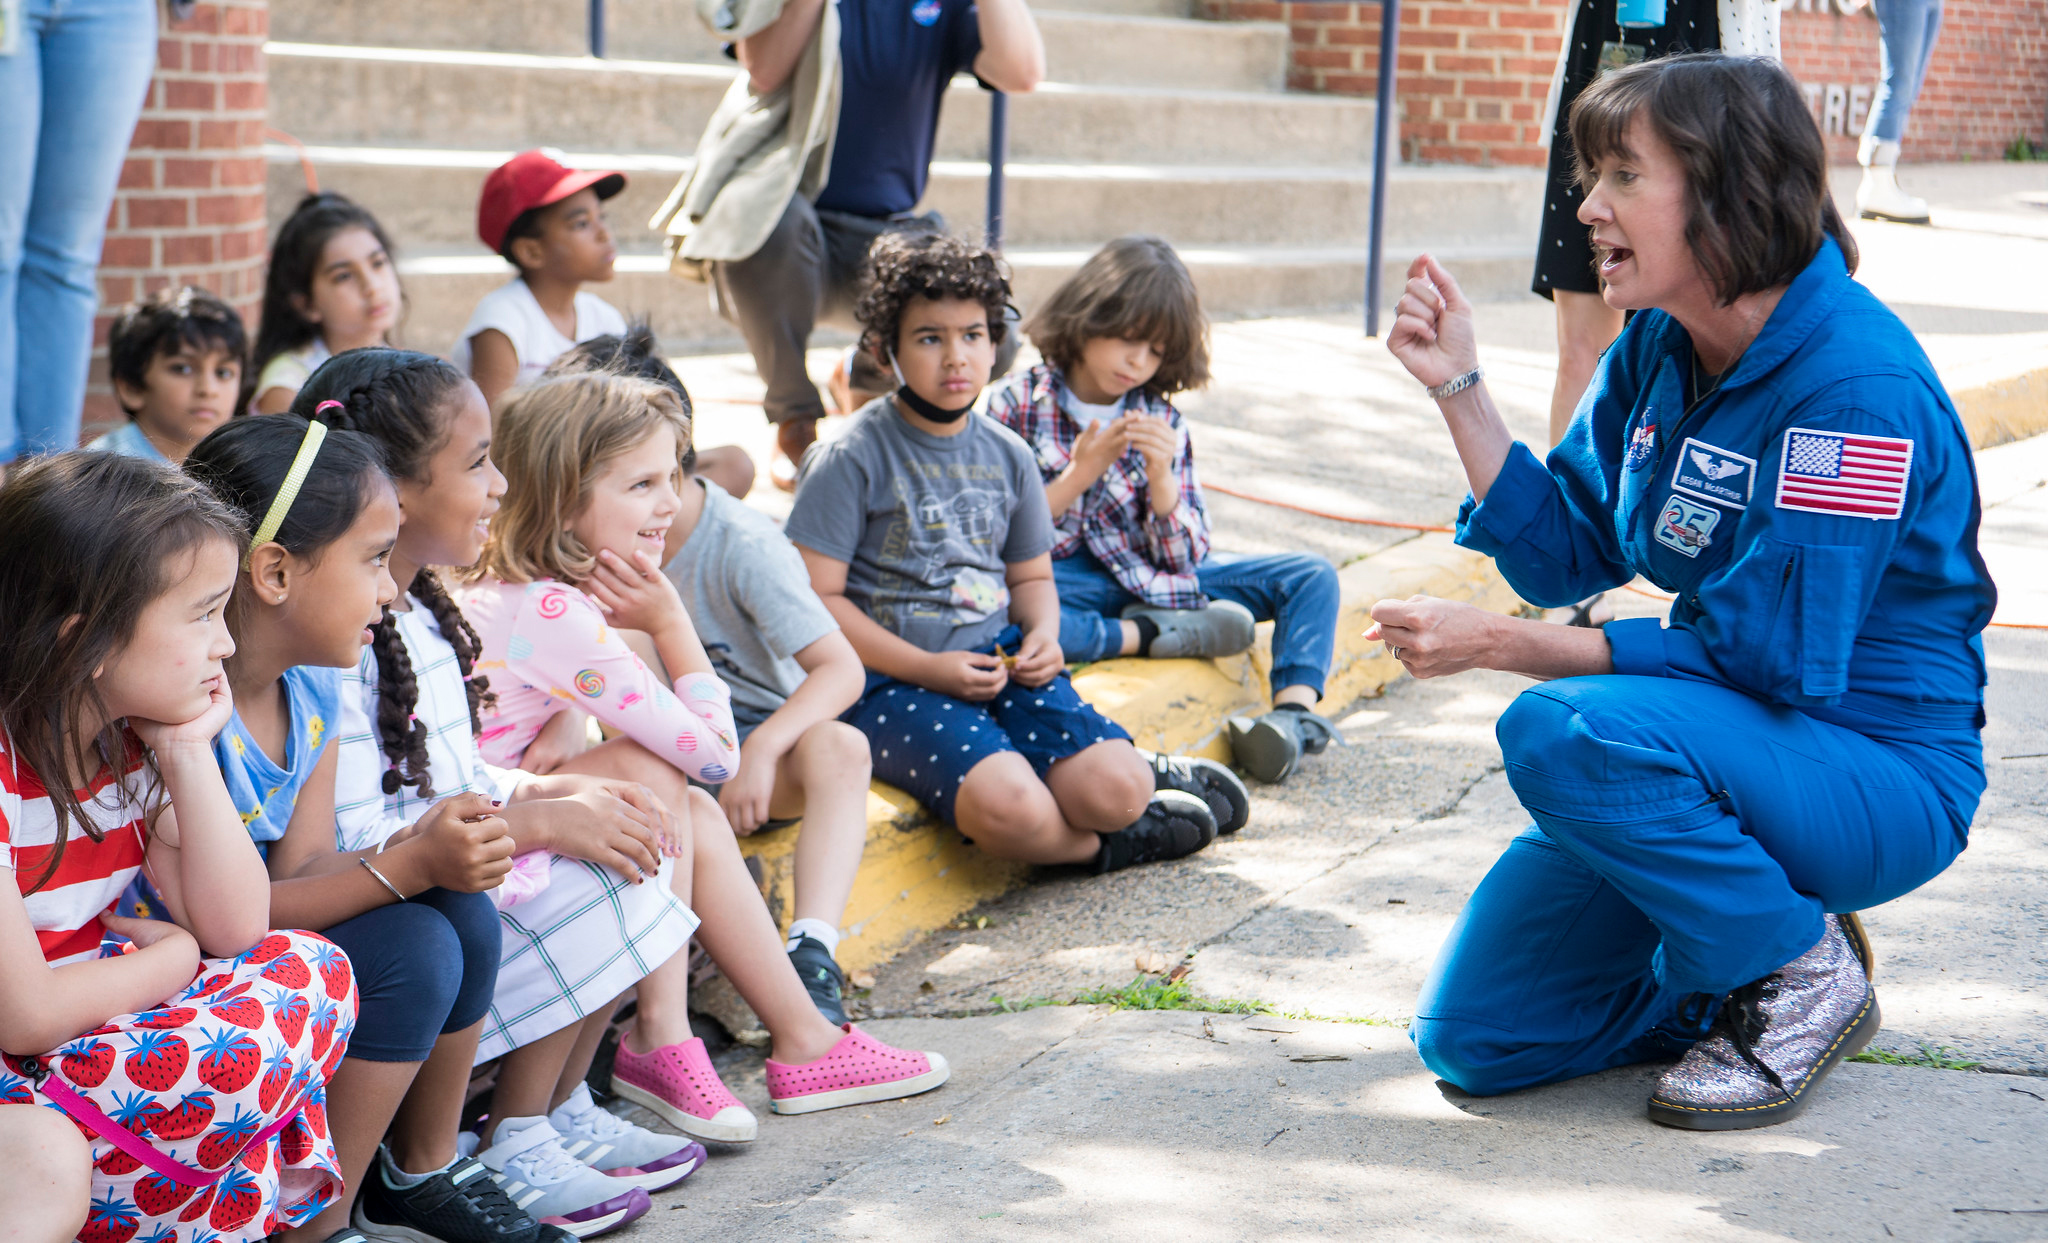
[293,348,494,796]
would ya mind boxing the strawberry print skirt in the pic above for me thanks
[0,928,358,1243]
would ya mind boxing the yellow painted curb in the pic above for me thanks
[738,785,1028,974]
[1956,366,2048,451]
[737,532,1526,973]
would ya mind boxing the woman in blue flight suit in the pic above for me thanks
[1374,53,1995,1130]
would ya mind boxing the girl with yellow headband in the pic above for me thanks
[187,415,622,1243]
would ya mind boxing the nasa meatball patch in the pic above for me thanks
[1671,437,1756,509]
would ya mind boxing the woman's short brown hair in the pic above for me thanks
[1024,235,1211,396]
[1570,53,1858,306]
[469,371,690,586]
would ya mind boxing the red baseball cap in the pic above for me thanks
[477,150,626,255]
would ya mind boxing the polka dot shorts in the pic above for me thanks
[842,632,1131,826]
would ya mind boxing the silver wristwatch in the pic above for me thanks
[1425,366,1485,400]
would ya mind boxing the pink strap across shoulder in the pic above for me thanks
[37,1072,303,1187]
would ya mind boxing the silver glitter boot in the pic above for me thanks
[1647,915,1880,1131]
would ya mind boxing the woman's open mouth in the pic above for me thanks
[1600,246,1634,275]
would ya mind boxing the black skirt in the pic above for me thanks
[1532,0,1721,299]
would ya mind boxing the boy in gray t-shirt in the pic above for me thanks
[786,231,1223,876]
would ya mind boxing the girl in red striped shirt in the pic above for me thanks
[0,452,355,1243]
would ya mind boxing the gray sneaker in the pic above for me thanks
[1121,600,1256,659]
[1226,705,1340,784]
[1648,915,1880,1131]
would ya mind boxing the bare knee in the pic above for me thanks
[793,719,872,785]
[695,445,757,500]
[1052,742,1153,831]
[0,1106,91,1238]
[955,757,1059,843]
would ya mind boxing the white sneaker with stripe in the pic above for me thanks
[456,1117,650,1237]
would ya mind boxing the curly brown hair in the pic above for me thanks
[854,231,1012,360]
[1023,235,1211,396]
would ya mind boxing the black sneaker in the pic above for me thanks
[1226,704,1340,784]
[788,934,848,1025]
[1140,749,1251,834]
[354,1151,576,1243]
[1094,789,1217,873]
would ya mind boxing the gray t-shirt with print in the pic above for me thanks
[784,398,1055,653]
[662,479,839,726]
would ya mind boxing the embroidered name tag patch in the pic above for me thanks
[1624,421,1658,471]
[1671,437,1755,509]
[1776,428,1914,519]
[1654,495,1720,557]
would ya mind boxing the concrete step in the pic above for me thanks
[273,0,1282,91]
[265,43,1374,166]
[272,145,1542,253]
[386,244,1533,360]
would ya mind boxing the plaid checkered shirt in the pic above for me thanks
[986,363,1211,608]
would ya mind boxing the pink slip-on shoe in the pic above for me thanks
[609,1034,759,1143]
[765,1024,951,1115]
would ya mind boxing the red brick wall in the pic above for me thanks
[1782,1,2048,164]
[1197,0,1569,165]
[1203,0,2047,166]
[85,0,268,437]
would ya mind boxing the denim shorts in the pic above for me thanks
[842,627,1131,825]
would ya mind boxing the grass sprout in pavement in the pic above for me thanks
[1850,1042,1986,1071]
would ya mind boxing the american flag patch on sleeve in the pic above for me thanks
[1774,428,1914,520]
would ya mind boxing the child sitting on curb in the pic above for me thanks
[545,329,875,1025]
[456,370,949,1144]
[787,232,1236,872]
[86,285,245,463]
[452,152,755,497]
[249,193,404,415]
[987,236,1343,785]
[454,149,628,408]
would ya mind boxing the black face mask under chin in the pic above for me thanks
[891,357,975,424]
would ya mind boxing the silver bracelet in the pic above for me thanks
[360,857,408,902]
[1425,367,1485,400]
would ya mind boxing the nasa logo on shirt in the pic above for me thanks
[1670,436,1755,509]
[911,0,943,26]
[1624,420,1658,471]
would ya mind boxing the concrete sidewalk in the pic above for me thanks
[621,427,2048,1236]
[627,179,2048,1240]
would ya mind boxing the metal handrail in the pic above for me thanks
[1365,0,1400,337]
[594,2,1388,321]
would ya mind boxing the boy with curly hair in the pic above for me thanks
[785,233,1238,872]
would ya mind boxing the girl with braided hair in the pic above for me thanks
[297,349,700,1236]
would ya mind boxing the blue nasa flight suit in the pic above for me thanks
[1411,236,1997,1096]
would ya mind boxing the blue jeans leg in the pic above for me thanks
[1868,0,1943,143]
[0,0,158,459]
[1197,551,1340,700]
[1051,552,1139,664]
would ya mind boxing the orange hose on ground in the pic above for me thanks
[265,129,319,194]
[1202,482,1455,533]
